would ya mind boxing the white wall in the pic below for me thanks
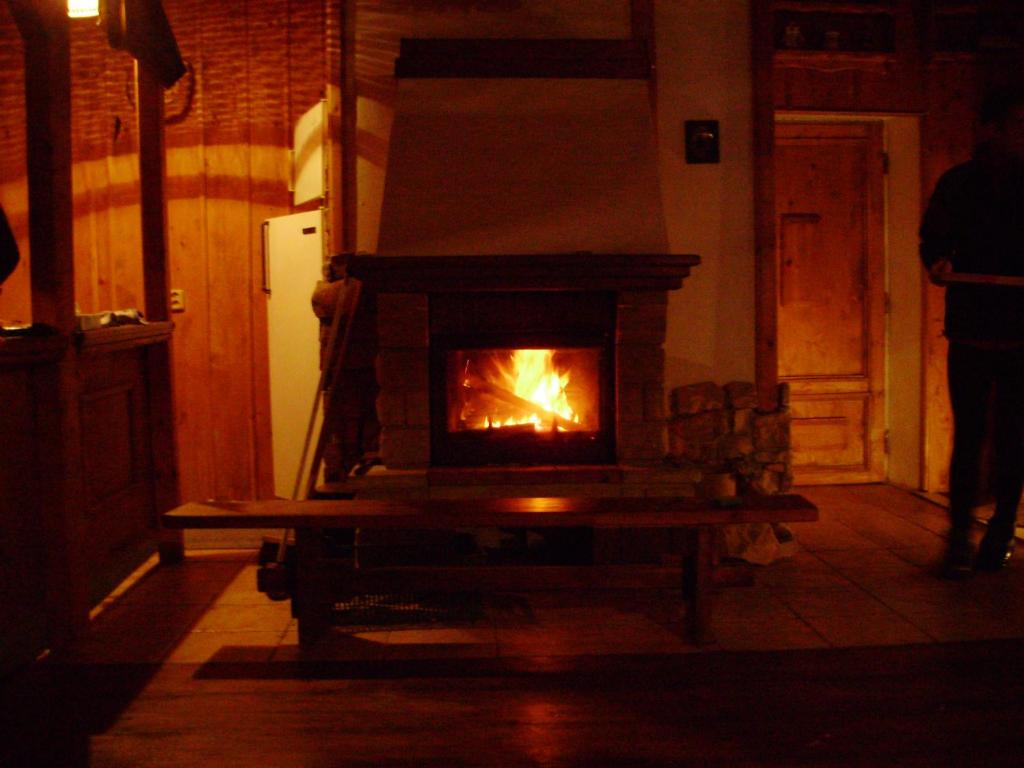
[355,0,758,389]
[883,116,923,488]
[656,0,756,390]
[355,1,631,254]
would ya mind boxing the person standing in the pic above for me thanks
[0,204,18,289]
[920,85,1024,579]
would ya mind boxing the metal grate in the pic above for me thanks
[331,592,484,628]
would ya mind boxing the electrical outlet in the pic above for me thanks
[170,289,186,313]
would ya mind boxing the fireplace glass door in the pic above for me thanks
[432,341,614,466]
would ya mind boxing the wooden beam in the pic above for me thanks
[136,62,183,559]
[18,0,75,333]
[751,0,779,409]
[137,63,171,322]
[345,253,700,293]
[13,0,91,649]
[394,39,653,80]
[340,0,357,253]
[629,0,657,111]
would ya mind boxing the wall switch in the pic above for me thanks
[170,289,186,313]
[685,120,720,164]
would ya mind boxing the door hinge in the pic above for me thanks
[884,292,892,315]
[881,151,890,175]
[884,429,891,454]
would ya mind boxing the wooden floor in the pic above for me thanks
[4,485,1024,767]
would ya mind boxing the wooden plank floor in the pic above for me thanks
[4,485,1024,767]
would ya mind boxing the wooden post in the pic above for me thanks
[682,526,715,645]
[629,0,656,109]
[137,63,171,323]
[324,0,345,256]
[295,528,332,646]
[17,0,75,333]
[751,0,779,410]
[14,0,90,646]
[137,62,183,562]
[340,0,357,253]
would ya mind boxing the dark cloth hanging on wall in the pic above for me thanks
[105,0,186,87]
[0,205,19,287]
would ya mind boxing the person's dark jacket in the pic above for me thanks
[0,204,18,286]
[920,143,1024,343]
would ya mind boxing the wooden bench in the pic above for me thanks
[163,494,818,646]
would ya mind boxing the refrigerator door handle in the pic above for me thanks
[261,219,271,295]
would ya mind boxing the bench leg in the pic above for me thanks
[157,530,185,565]
[294,528,332,647]
[682,526,715,645]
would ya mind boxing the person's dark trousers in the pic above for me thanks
[947,342,1024,542]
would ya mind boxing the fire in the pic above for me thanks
[462,349,581,432]
[502,349,579,431]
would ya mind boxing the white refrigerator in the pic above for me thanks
[263,209,324,498]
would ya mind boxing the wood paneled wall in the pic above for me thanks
[0,10,144,323]
[161,0,335,502]
[1,1,340,503]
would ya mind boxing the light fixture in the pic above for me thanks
[67,0,99,18]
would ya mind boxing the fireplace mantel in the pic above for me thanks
[344,253,700,293]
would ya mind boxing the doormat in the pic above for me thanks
[331,592,484,629]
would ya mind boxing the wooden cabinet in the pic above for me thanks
[771,0,899,76]
[0,4,181,671]
[927,1,1023,57]
[767,0,921,113]
[773,1,897,58]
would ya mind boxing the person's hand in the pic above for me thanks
[927,258,953,286]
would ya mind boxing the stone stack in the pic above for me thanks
[667,380,792,496]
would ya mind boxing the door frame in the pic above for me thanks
[757,110,924,488]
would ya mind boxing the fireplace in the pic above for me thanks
[340,41,701,492]
[429,291,616,467]
[346,253,699,480]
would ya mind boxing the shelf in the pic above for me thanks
[774,9,896,54]
[75,321,174,354]
[774,49,895,72]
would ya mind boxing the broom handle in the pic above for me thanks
[304,280,363,500]
[276,278,357,565]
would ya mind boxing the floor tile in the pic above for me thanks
[710,615,828,651]
[192,602,294,634]
[60,602,208,663]
[273,629,392,661]
[387,628,499,659]
[210,565,270,606]
[775,585,889,618]
[119,562,248,606]
[800,611,932,647]
[166,630,283,663]
[497,626,608,657]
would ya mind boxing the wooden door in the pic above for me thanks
[775,121,886,484]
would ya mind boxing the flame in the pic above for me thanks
[465,349,581,432]
[504,349,579,431]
